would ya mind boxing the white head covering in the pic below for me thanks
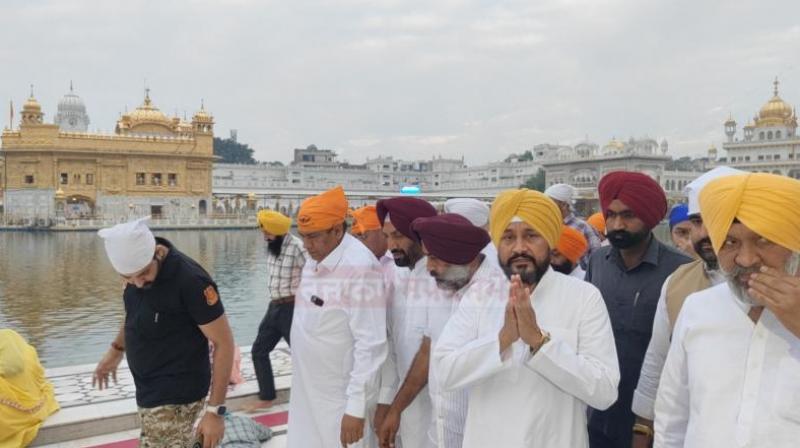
[98,216,156,275]
[443,198,490,227]
[684,166,745,215]
[544,183,576,204]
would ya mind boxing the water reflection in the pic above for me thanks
[0,230,268,368]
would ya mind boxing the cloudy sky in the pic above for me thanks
[1,0,798,165]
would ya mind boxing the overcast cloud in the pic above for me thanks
[1,0,798,165]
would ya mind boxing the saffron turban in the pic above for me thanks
[668,204,690,229]
[699,173,800,254]
[544,183,576,204]
[443,198,490,227]
[98,216,156,275]
[598,171,667,230]
[376,197,437,241]
[257,210,291,236]
[297,186,349,233]
[350,205,382,235]
[684,166,745,216]
[411,213,491,265]
[587,212,606,235]
[489,189,562,249]
[556,225,588,265]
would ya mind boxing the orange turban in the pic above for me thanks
[587,212,606,235]
[350,205,382,235]
[297,186,349,233]
[699,173,800,254]
[556,226,588,264]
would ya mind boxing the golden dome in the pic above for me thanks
[192,100,213,122]
[606,138,624,150]
[23,95,41,111]
[127,90,171,126]
[724,114,736,126]
[755,78,794,127]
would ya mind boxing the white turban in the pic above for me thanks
[443,198,490,227]
[544,183,576,204]
[684,166,745,215]
[98,216,156,275]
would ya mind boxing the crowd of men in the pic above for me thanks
[89,168,800,448]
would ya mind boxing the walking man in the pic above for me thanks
[93,217,235,448]
[246,210,306,412]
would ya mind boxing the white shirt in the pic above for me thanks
[287,234,388,448]
[378,257,435,448]
[480,241,499,268]
[432,267,620,448]
[570,265,586,280]
[425,257,503,447]
[633,268,724,420]
[654,283,800,448]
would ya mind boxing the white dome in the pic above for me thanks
[55,82,90,132]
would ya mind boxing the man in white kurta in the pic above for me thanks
[288,187,388,448]
[654,173,800,448]
[375,197,438,448]
[433,188,619,448]
[411,212,502,447]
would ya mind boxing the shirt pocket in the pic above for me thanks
[135,306,171,340]
[775,356,800,423]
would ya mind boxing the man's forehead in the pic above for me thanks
[503,221,538,234]
[607,199,632,212]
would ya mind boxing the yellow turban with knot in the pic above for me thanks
[699,173,800,254]
[297,186,349,233]
[489,189,562,248]
[257,210,291,236]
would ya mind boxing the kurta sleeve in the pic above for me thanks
[432,293,512,392]
[633,277,671,420]
[344,268,389,418]
[653,310,691,448]
[524,289,620,410]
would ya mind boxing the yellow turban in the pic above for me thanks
[699,173,800,253]
[257,210,291,236]
[489,189,562,248]
[0,330,60,448]
[297,186,349,233]
[350,205,382,235]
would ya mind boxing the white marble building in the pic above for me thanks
[721,78,800,178]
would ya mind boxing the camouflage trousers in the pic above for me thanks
[138,400,204,448]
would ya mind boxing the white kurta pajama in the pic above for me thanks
[377,257,435,448]
[433,267,620,448]
[654,283,800,448]
[288,234,388,448]
[425,257,504,448]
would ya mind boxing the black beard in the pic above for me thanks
[392,244,422,268]
[499,253,550,286]
[267,234,285,257]
[607,229,649,249]
[551,259,574,275]
[692,237,718,270]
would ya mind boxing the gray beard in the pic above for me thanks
[724,252,800,307]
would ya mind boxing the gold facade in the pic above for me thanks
[1,91,215,220]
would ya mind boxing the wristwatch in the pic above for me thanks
[633,423,654,438]
[206,404,228,417]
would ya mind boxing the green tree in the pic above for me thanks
[213,137,257,164]
[505,150,534,162]
[520,168,546,191]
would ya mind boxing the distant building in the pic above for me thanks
[721,78,800,178]
[1,88,214,225]
[538,137,704,214]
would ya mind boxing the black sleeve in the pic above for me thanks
[181,274,225,326]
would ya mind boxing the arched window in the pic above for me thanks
[759,132,765,140]
[776,130,782,139]
[768,131,773,140]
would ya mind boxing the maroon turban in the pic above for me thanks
[411,213,491,265]
[376,197,438,241]
[598,171,667,230]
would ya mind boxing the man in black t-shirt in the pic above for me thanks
[93,217,235,448]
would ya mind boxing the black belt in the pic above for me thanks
[271,296,295,305]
